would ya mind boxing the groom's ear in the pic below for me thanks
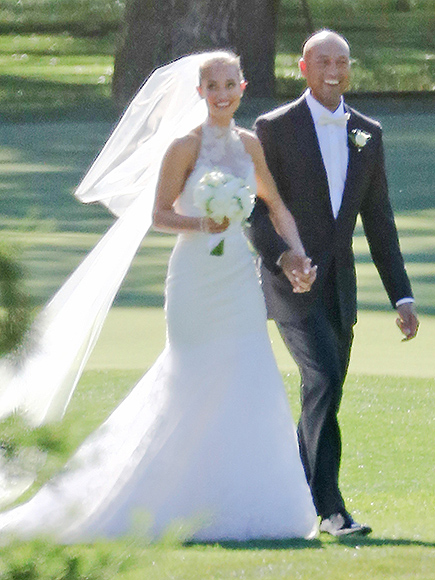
[299,58,307,77]
[197,85,204,98]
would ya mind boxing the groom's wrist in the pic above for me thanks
[276,252,286,268]
[395,297,414,308]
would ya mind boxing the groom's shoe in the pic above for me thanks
[319,512,372,537]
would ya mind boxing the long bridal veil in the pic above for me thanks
[0,54,207,430]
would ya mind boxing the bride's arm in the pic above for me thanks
[240,130,317,292]
[152,135,229,234]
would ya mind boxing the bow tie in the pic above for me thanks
[317,112,350,127]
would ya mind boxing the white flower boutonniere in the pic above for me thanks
[349,128,372,151]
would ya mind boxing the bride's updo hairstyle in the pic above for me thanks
[198,51,244,84]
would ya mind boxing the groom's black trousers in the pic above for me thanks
[276,268,354,519]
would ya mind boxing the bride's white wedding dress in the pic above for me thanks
[0,122,317,543]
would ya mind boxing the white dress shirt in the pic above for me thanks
[305,89,349,219]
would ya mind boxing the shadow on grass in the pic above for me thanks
[0,74,116,122]
[337,536,435,549]
[184,537,323,551]
[357,302,435,316]
[185,535,435,551]
[356,252,435,264]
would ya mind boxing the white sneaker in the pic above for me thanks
[319,512,372,537]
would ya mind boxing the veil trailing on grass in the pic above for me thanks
[0,54,208,429]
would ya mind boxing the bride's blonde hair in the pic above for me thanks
[198,51,244,84]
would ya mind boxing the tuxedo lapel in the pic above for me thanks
[292,100,328,185]
[336,106,367,221]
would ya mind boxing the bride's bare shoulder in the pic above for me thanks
[164,126,202,164]
[169,126,202,152]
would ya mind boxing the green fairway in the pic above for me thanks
[0,367,433,579]
[2,231,434,380]
[1,86,435,580]
[0,368,434,580]
[1,101,434,379]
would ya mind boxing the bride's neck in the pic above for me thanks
[206,116,234,129]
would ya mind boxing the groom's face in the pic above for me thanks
[299,35,350,112]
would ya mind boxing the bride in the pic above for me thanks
[0,51,318,542]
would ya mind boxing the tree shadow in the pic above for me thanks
[0,74,116,122]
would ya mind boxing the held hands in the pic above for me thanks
[279,249,317,293]
[396,302,419,341]
[200,216,230,234]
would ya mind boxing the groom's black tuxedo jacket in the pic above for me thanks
[249,95,413,330]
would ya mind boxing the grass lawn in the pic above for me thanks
[0,103,434,577]
[0,368,434,580]
[0,33,115,120]
[0,14,435,574]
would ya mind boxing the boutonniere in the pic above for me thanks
[348,128,372,151]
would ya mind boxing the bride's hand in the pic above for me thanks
[201,216,230,234]
[279,250,317,293]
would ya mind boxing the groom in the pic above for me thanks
[248,30,419,536]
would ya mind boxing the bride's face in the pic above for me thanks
[198,62,246,125]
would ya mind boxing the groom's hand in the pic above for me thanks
[280,250,317,293]
[396,302,419,341]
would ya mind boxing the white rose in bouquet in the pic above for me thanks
[193,169,255,255]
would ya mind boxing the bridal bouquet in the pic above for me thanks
[193,169,255,255]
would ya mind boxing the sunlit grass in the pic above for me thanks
[0,370,434,579]
[0,33,113,86]
[3,534,432,580]
[0,54,113,84]
[0,33,115,119]
[0,0,123,33]
[0,32,116,56]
